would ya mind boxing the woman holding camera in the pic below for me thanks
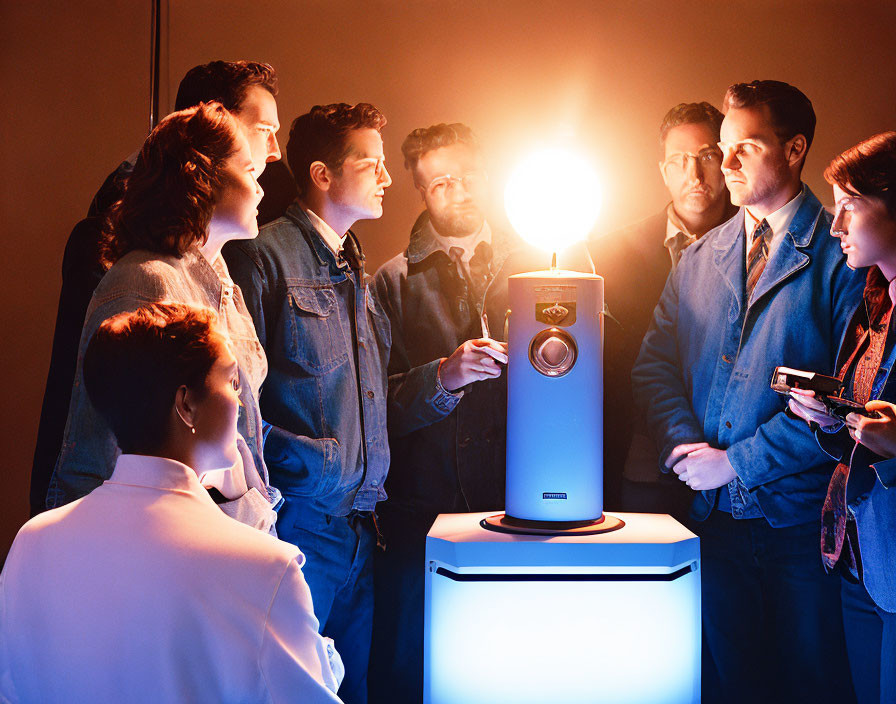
[46,102,279,530]
[1,304,342,702]
[789,131,896,703]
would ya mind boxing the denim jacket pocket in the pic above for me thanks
[265,429,342,497]
[284,284,349,374]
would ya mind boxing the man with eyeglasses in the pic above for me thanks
[595,102,736,521]
[632,81,861,702]
[369,123,512,704]
[225,103,458,704]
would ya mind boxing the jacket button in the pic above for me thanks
[366,390,375,399]
[725,421,732,428]
[722,354,732,363]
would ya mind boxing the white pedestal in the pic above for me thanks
[424,512,700,704]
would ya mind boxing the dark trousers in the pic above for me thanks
[841,573,896,704]
[277,498,374,704]
[368,508,438,704]
[698,510,854,704]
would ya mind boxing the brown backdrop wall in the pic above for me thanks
[2,0,894,560]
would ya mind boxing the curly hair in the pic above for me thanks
[825,132,896,217]
[400,122,480,177]
[102,102,239,266]
[174,60,278,113]
[83,303,224,454]
[286,102,386,197]
[659,102,724,145]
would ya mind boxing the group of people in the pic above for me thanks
[0,59,892,704]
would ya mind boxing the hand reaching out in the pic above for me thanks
[438,338,509,392]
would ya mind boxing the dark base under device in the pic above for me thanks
[481,512,625,536]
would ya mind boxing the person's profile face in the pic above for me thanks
[327,128,392,223]
[209,132,263,242]
[414,143,488,238]
[660,122,727,223]
[189,338,241,472]
[718,106,792,212]
[233,85,281,177]
[831,183,896,272]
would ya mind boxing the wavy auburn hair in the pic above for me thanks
[102,102,239,266]
[825,132,896,218]
[83,303,224,454]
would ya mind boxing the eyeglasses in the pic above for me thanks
[422,171,486,198]
[661,149,722,175]
[354,156,388,179]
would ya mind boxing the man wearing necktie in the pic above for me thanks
[632,81,863,702]
[370,123,512,703]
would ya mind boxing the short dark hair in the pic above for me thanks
[174,60,278,113]
[825,131,896,217]
[722,80,816,151]
[286,103,387,197]
[659,102,724,145]
[401,123,481,174]
[103,103,239,266]
[83,304,224,455]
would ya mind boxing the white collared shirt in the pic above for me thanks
[426,218,492,262]
[744,186,806,265]
[0,454,342,703]
[305,207,347,257]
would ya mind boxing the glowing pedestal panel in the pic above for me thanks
[424,512,700,704]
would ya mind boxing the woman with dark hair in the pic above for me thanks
[1,304,342,702]
[789,131,896,703]
[46,103,280,531]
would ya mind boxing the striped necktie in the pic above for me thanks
[746,219,771,300]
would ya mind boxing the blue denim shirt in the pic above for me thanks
[632,187,866,528]
[46,247,280,525]
[224,203,458,516]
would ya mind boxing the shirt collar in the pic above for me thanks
[664,202,698,244]
[304,207,347,256]
[423,218,492,263]
[105,454,215,504]
[745,185,806,243]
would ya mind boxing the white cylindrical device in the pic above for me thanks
[505,270,604,523]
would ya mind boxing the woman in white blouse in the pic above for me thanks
[1,303,343,703]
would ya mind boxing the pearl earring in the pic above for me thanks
[176,406,196,435]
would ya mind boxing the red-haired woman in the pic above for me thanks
[46,103,280,530]
[789,132,896,703]
[2,304,341,702]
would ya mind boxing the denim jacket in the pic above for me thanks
[374,213,520,514]
[224,204,458,516]
[46,246,279,527]
[815,279,896,612]
[632,186,866,527]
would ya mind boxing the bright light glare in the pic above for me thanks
[504,147,602,252]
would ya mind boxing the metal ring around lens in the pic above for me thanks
[529,328,578,377]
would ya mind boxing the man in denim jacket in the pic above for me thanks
[224,104,465,704]
[632,81,863,702]
[369,123,514,703]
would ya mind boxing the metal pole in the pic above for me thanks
[149,0,161,132]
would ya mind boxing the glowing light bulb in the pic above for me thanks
[503,147,602,253]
